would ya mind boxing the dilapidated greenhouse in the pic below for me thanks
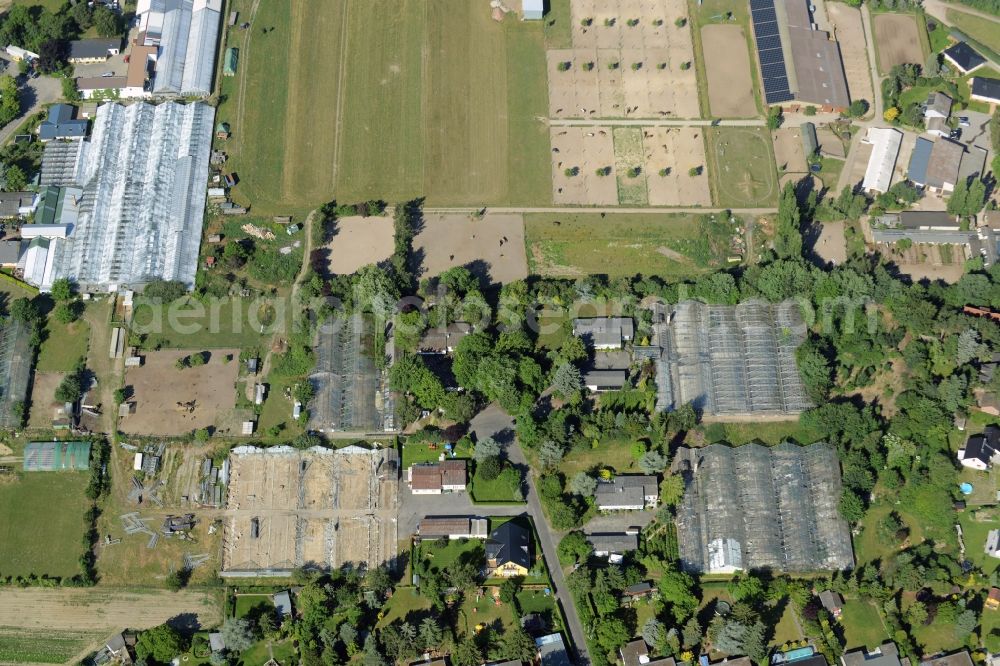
[674,442,854,573]
[651,300,813,416]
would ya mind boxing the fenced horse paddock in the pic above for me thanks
[221,445,398,576]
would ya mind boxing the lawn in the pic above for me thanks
[839,597,889,651]
[816,157,846,191]
[131,297,271,350]
[0,628,97,665]
[544,0,573,48]
[770,604,804,647]
[239,639,298,666]
[517,588,562,630]
[0,472,90,578]
[910,616,964,654]
[400,440,472,470]
[853,502,926,566]
[947,9,1000,54]
[469,464,524,503]
[614,128,649,206]
[524,212,740,280]
[420,538,485,574]
[234,593,275,619]
[223,0,550,213]
[257,372,306,441]
[36,317,90,373]
[701,420,825,446]
[558,436,642,478]
[959,509,1000,574]
[378,588,433,627]
[705,128,779,208]
[926,14,951,53]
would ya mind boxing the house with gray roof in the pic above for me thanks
[595,475,659,511]
[944,42,986,74]
[536,633,571,666]
[67,38,121,63]
[586,532,639,559]
[925,91,953,119]
[572,317,634,349]
[583,369,627,393]
[924,138,965,193]
[841,643,902,666]
[38,104,88,141]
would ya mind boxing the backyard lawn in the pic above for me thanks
[959,509,1000,574]
[0,472,90,578]
[839,597,889,651]
[770,604,804,646]
[419,538,485,574]
[378,588,433,627]
[524,212,740,280]
[36,317,90,373]
[469,464,524,503]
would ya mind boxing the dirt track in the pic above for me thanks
[0,588,221,631]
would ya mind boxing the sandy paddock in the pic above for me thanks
[643,127,712,205]
[414,212,528,285]
[550,126,618,204]
[772,127,808,174]
[325,215,394,275]
[120,349,239,436]
[703,25,755,118]
[873,13,923,72]
[28,371,66,429]
[553,0,698,119]
[827,4,874,106]
[222,447,398,573]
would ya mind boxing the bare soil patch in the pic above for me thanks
[703,25,755,117]
[644,127,712,205]
[772,127,808,174]
[120,349,240,437]
[0,588,220,631]
[326,215,394,275]
[28,371,66,430]
[414,212,528,285]
[827,3,874,104]
[551,126,618,204]
[874,13,923,72]
[813,221,848,265]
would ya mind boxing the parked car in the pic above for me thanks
[959,116,970,127]
[950,128,962,140]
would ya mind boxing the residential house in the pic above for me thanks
[926,116,949,138]
[536,634,571,666]
[907,136,933,185]
[818,590,843,618]
[920,651,974,666]
[924,91,953,119]
[623,582,654,600]
[840,643,903,666]
[958,426,1000,470]
[572,317,634,350]
[39,104,88,141]
[923,138,965,193]
[595,475,659,511]
[861,127,902,194]
[418,516,489,540]
[586,532,639,562]
[67,38,121,63]
[209,632,226,653]
[102,632,134,664]
[583,369,627,393]
[620,639,676,666]
[0,191,36,218]
[5,45,38,61]
[407,460,467,494]
[485,520,532,578]
[417,323,473,354]
[943,42,987,74]
[987,587,1000,610]
[971,77,1000,105]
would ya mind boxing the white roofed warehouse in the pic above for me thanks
[31,102,215,292]
[861,127,902,194]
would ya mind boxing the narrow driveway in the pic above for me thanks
[0,70,61,146]
[859,6,883,121]
[471,405,592,666]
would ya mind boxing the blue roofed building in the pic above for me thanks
[38,104,88,142]
[907,137,933,187]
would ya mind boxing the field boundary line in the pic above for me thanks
[331,0,351,190]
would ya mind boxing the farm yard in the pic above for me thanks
[413,212,528,285]
[772,127,809,175]
[220,0,550,212]
[524,212,743,279]
[325,214,395,276]
[0,472,90,579]
[826,3,875,106]
[702,24,756,117]
[119,349,241,437]
[706,127,779,208]
[546,0,700,119]
[550,125,710,205]
[873,13,924,73]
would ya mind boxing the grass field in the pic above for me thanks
[614,128,648,205]
[0,473,90,578]
[221,0,550,213]
[36,317,90,373]
[469,465,523,503]
[839,597,889,651]
[706,128,779,207]
[0,627,96,664]
[524,212,739,280]
[927,15,951,52]
[948,9,1000,53]
[131,298,271,350]
[702,420,825,446]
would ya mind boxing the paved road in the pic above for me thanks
[470,405,592,666]
[548,118,765,127]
